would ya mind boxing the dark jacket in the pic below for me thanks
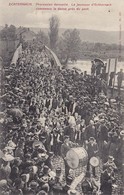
[61,142,72,158]
[81,178,98,195]
[100,170,115,195]
[87,142,98,159]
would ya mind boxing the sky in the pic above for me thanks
[0,0,124,31]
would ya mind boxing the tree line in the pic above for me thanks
[37,15,124,63]
[1,16,124,63]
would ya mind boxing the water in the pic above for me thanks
[67,60,124,87]
[67,60,124,74]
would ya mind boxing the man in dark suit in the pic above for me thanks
[81,171,98,195]
[100,166,116,195]
[61,135,75,180]
[86,137,99,177]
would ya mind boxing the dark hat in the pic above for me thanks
[40,136,46,140]
[43,165,49,171]
[49,152,54,156]
[30,181,39,188]
[66,176,73,184]
[56,167,61,173]
[89,137,95,141]
[25,153,31,158]
[64,135,69,140]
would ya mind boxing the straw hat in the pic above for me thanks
[68,189,80,195]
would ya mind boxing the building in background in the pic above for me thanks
[16,27,36,42]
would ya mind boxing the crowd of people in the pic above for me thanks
[0,41,124,195]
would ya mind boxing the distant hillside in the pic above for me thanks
[30,27,124,45]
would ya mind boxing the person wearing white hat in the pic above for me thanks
[36,190,47,195]
[67,189,80,195]
[103,156,117,172]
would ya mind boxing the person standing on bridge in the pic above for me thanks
[91,61,96,76]
[116,69,123,93]
[61,135,76,180]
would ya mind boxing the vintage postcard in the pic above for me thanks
[0,0,124,195]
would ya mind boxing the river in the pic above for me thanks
[67,60,124,87]
[67,60,124,74]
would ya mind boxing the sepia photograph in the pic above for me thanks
[0,0,124,194]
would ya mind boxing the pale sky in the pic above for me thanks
[0,0,124,31]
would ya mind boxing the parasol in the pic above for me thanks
[94,58,104,65]
[72,67,81,72]
[2,154,14,162]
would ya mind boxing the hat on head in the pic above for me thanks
[36,190,47,195]
[25,153,31,159]
[49,152,54,157]
[7,140,16,149]
[40,136,46,140]
[108,155,114,161]
[64,135,69,140]
[68,189,80,195]
[33,141,43,148]
[43,165,49,171]
[29,181,39,188]
[104,102,109,106]
[89,137,95,141]
[66,176,73,184]
[89,120,94,125]
[56,167,61,174]
[38,153,48,159]
[2,154,14,162]
[120,130,124,138]
[92,101,97,104]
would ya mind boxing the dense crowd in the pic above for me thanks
[0,41,124,195]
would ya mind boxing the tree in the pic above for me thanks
[49,15,59,51]
[94,43,101,52]
[8,25,16,40]
[0,24,16,40]
[37,30,49,46]
[58,29,81,64]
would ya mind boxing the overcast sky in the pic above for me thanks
[0,0,124,31]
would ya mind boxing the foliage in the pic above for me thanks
[36,30,49,46]
[57,29,81,64]
[49,15,59,51]
[0,24,17,40]
[80,42,124,60]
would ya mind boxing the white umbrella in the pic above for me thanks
[2,154,14,162]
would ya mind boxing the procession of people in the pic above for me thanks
[0,40,124,195]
